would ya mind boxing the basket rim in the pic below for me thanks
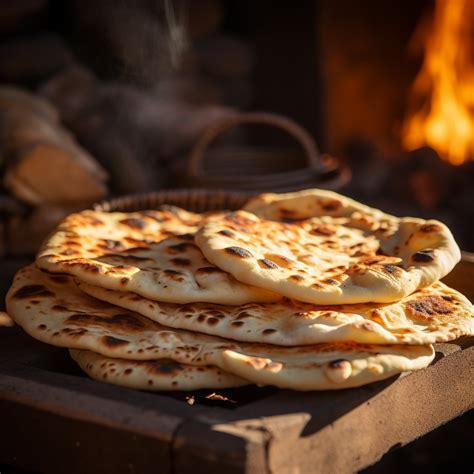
[93,188,258,213]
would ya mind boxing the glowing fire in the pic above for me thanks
[402,0,474,165]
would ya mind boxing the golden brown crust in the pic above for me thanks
[7,265,435,391]
[36,208,280,305]
[70,350,247,391]
[197,190,461,304]
[78,279,474,345]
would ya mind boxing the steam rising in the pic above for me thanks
[165,0,189,69]
[109,0,189,85]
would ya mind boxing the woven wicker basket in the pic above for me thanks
[94,188,251,213]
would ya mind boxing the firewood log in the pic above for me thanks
[0,86,108,205]
[4,141,108,205]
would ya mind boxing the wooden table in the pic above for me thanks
[0,256,473,474]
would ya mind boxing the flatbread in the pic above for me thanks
[77,280,474,345]
[36,207,279,304]
[244,188,395,221]
[70,349,247,391]
[195,207,461,304]
[219,342,434,391]
[6,265,434,390]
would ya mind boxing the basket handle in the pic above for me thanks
[186,111,322,178]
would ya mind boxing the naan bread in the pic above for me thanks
[36,208,279,304]
[77,280,474,345]
[195,207,461,304]
[6,265,434,390]
[219,342,434,391]
[70,349,247,391]
[244,188,394,221]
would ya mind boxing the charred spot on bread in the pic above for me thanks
[102,336,130,347]
[13,285,54,299]
[259,258,279,269]
[167,243,198,254]
[328,359,349,369]
[289,274,305,281]
[224,246,254,258]
[119,217,147,229]
[407,296,453,320]
[419,224,442,233]
[412,250,435,263]
[196,266,224,274]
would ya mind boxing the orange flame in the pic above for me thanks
[402,0,474,165]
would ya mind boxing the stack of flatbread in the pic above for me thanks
[6,189,474,392]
